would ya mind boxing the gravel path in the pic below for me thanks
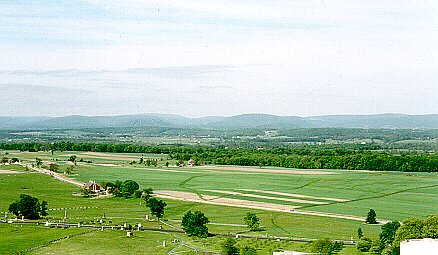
[20,163,84,187]
[155,190,389,223]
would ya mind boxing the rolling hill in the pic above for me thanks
[1,113,438,130]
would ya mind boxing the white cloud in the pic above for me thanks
[0,0,437,116]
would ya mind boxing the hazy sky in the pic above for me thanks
[1,0,437,117]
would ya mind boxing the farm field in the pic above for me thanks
[1,150,437,254]
[9,150,437,220]
[0,164,370,254]
[4,150,438,220]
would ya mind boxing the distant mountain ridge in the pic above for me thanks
[1,113,438,130]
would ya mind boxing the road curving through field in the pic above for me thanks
[154,190,390,223]
[19,163,84,188]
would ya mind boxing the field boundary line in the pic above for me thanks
[19,163,84,187]
[238,189,349,202]
[154,190,386,222]
[205,189,327,205]
[14,229,98,254]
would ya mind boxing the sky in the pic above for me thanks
[0,0,437,117]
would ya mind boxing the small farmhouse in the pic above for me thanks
[84,180,101,193]
[187,159,195,167]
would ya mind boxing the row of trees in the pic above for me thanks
[102,180,140,198]
[3,142,438,172]
[98,184,167,221]
[171,150,438,172]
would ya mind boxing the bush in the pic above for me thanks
[240,246,257,255]
[356,237,372,252]
[221,238,239,255]
[311,238,334,254]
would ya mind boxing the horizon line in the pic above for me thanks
[1,112,438,119]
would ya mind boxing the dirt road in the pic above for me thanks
[155,190,389,223]
[195,165,337,175]
[20,163,84,187]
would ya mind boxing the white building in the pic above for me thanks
[400,238,438,255]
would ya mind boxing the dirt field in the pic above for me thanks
[154,190,379,222]
[239,189,350,202]
[94,163,120,167]
[205,190,328,205]
[82,152,140,160]
[154,190,301,211]
[59,152,140,161]
[0,170,24,174]
[196,165,337,175]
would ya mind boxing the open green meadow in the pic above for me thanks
[1,150,437,254]
[10,150,436,220]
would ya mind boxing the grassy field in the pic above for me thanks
[13,150,436,220]
[1,150,437,254]
[0,224,85,254]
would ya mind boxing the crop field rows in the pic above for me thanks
[1,150,437,254]
[4,150,438,221]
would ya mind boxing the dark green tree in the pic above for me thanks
[385,246,400,255]
[181,210,210,237]
[8,194,48,219]
[380,221,401,246]
[221,238,239,255]
[69,155,77,164]
[244,212,260,231]
[107,180,123,197]
[145,197,167,220]
[134,190,143,198]
[114,180,123,189]
[49,163,58,172]
[35,157,43,168]
[65,165,74,175]
[121,180,139,196]
[357,227,363,240]
[366,209,378,224]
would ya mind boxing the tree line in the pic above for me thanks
[2,142,438,172]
